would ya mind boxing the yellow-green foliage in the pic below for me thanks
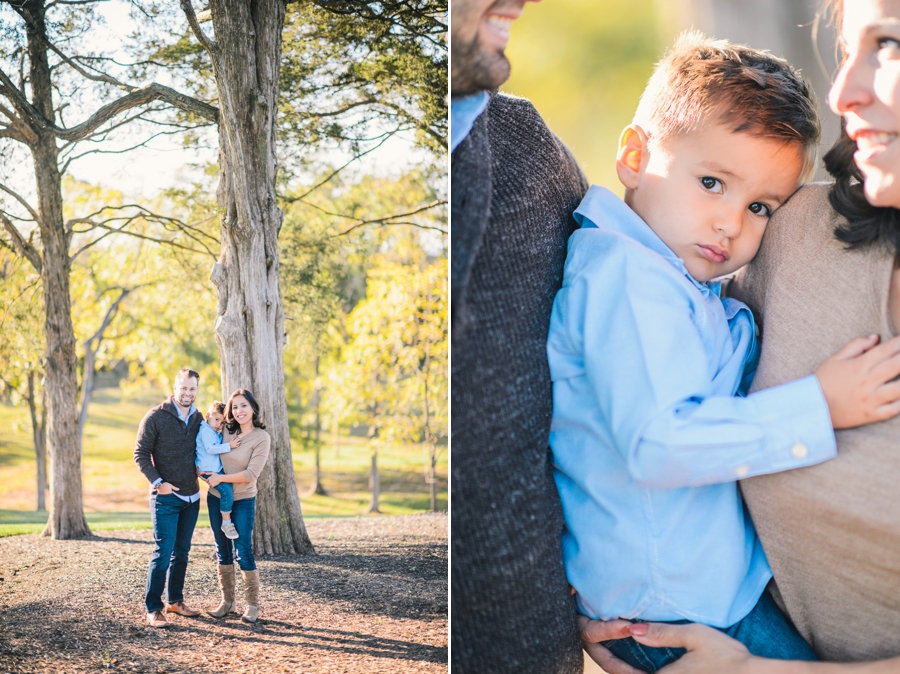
[503,0,664,190]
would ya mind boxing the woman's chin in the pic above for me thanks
[862,173,900,209]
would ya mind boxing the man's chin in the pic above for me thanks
[451,46,511,94]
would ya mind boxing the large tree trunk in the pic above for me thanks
[310,356,326,496]
[25,0,90,539]
[206,0,313,555]
[368,448,381,514]
[26,371,48,511]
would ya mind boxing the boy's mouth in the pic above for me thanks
[698,244,730,264]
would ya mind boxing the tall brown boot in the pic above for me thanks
[207,564,236,618]
[240,569,260,623]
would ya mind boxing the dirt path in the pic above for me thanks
[0,513,447,673]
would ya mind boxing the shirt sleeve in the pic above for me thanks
[559,248,836,490]
[196,424,231,456]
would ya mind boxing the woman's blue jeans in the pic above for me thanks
[145,492,200,612]
[602,590,817,673]
[207,493,257,571]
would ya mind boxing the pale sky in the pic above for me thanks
[63,1,427,201]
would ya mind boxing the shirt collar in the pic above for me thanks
[169,396,196,423]
[451,91,490,152]
[575,185,721,298]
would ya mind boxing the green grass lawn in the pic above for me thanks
[0,386,447,537]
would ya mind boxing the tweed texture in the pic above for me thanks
[133,398,203,496]
[451,93,588,674]
[731,183,900,661]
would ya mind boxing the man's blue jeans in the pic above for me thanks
[207,493,257,571]
[145,492,200,612]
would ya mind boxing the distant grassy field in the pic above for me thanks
[0,386,447,536]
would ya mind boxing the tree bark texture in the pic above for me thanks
[204,0,313,555]
[27,371,47,511]
[24,1,90,538]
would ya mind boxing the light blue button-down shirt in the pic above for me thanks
[547,185,836,627]
[195,420,231,473]
[451,91,490,152]
[171,400,201,503]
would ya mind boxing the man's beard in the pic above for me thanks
[175,394,194,407]
[451,37,511,96]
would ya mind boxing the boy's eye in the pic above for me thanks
[748,202,771,217]
[700,176,723,194]
[877,36,900,52]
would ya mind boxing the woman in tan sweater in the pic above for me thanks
[203,388,270,624]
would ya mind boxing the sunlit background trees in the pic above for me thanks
[0,0,446,535]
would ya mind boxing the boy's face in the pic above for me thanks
[207,411,224,432]
[618,121,805,282]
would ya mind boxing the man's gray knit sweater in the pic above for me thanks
[451,93,588,673]
[133,398,202,496]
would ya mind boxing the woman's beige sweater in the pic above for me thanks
[211,427,270,502]
[731,183,900,662]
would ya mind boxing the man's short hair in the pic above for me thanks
[634,31,821,179]
[175,367,200,383]
[207,400,225,415]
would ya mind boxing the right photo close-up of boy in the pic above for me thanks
[450,0,900,673]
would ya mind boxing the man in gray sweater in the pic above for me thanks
[451,0,589,671]
[133,368,204,627]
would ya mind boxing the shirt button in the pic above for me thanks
[791,442,808,459]
[735,465,750,477]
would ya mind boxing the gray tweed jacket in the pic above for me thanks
[451,92,589,674]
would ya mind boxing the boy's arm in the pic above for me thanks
[558,252,835,490]
[197,424,231,455]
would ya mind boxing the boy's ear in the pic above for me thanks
[616,124,649,190]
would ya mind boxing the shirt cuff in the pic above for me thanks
[152,477,163,488]
[747,374,836,476]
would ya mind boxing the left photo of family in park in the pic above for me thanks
[0,1,447,672]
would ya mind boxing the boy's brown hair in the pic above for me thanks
[207,401,225,416]
[634,31,821,179]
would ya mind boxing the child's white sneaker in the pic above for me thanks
[221,521,239,540]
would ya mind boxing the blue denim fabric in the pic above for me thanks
[145,492,200,612]
[200,473,234,513]
[602,590,817,673]
[207,493,256,571]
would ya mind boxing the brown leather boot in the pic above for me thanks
[207,564,236,619]
[240,569,260,623]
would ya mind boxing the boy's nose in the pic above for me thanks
[714,211,743,239]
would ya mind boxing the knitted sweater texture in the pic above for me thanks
[133,398,202,496]
[451,93,588,674]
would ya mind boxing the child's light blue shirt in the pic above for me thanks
[547,185,836,628]
[196,420,231,473]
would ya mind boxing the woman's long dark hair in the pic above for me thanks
[825,126,900,255]
[224,388,266,434]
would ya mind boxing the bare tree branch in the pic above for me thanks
[180,0,217,55]
[0,65,217,141]
[332,219,447,237]
[47,0,111,7]
[67,204,219,245]
[0,180,45,235]
[280,131,397,204]
[0,210,42,273]
[60,128,189,172]
[0,101,37,144]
